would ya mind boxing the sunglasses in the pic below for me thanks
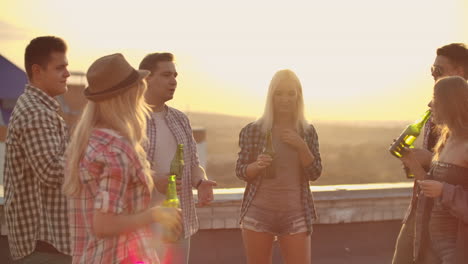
[431,65,443,79]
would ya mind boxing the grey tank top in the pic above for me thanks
[251,132,304,211]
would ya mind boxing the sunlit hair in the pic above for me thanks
[433,76,468,160]
[256,69,309,133]
[63,80,153,196]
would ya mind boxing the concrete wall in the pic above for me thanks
[195,183,412,230]
[0,182,413,235]
[187,183,412,263]
[0,183,411,263]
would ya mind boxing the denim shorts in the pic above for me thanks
[240,204,309,236]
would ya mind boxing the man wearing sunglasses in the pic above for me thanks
[392,43,468,264]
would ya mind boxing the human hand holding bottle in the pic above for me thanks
[149,206,182,236]
[245,154,273,180]
[399,147,427,181]
[255,154,273,170]
[389,109,431,158]
[407,148,432,169]
[154,174,182,194]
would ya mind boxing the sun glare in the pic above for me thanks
[1,0,466,121]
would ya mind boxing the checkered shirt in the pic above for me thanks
[68,129,158,264]
[236,122,322,234]
[4,85,71,259]
[146,106,200,238]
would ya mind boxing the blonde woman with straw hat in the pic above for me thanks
[63,53,181,264]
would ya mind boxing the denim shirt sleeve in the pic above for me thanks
[440,182,468,224]
[303,124,322,181]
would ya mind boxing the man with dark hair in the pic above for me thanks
[139,53,217,264]
[433,43,468,81]
[4,36,71,263]
[392,43,468,264]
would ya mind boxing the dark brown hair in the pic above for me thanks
[138,52,174,74]
[436,43,468,79]
[24,36,67,79]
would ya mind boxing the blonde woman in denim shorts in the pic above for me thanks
[236,69,322,264]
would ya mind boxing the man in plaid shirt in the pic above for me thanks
[4,36,71,263]
[139,53,217,264]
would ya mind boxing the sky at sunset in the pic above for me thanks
[1,0,467,122]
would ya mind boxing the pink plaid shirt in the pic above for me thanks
[68,129,158,264]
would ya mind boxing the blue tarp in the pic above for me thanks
[0,55,27,124]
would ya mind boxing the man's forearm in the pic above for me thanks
[191,165,207,187]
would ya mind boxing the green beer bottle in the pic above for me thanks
[262,131,276,179]
[389,109,431,178]
[162,174,180,243]
[170,144,185,180]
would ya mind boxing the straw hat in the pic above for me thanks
[84,53,149,101]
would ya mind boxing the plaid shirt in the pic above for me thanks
[146,106,200,238]
[68,129,158,264]
[4,85,71,259]
[236,122,322,234]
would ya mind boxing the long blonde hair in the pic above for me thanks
[432,76,468,160]
[256,69,309,133]
[63,80,153,196]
